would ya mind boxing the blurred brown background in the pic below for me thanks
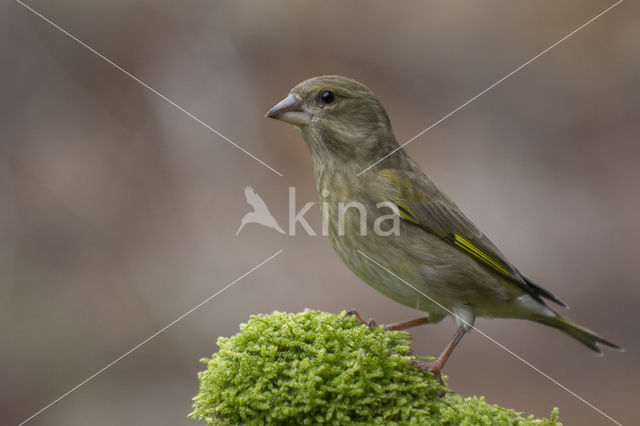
[2,0,639,424]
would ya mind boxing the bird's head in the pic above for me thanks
[266,75,399,164]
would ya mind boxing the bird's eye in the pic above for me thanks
[319,90,335,104]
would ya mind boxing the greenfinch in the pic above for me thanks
[266,75,620,375]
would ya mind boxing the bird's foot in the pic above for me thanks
[410,326,467,394]
[410,360,446,396]
[409,359,444,383]
[346,309,380,328]
[346,309,430,331]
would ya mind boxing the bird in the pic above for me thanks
[265,75,621,377]
[236,186,285,235]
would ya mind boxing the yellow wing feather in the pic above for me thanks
[452,234,512,278]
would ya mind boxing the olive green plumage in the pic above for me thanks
[267,75,620,354]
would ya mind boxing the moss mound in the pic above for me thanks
[190,310,560,425]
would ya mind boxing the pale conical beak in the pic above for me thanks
[265,94,311,126]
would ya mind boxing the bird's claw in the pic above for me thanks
[346,309,379,327]
[410,360,446,397]
[410,360,444,384]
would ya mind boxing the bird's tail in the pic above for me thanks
[535,315,622,354]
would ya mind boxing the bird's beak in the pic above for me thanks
[265,94,311,126]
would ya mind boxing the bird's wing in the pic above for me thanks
[244,186,255,201]
[245,186,270,211]
[378,168,565,306]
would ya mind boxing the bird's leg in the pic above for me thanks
[411,326,466,383]
[385,317,431,331]
[346,309,430,331]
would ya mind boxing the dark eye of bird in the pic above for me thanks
[319,90,335,104]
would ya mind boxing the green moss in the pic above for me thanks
[190,310,561,425]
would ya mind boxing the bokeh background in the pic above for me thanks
[2,0,639,424]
